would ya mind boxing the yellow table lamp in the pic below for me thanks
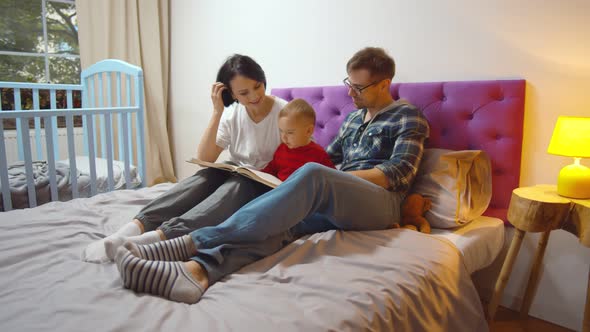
[547,116,590,199]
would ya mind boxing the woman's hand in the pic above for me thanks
[211,82,227,115]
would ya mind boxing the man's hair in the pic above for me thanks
[279,98,316,125]
[346,47,395,81]
[216,54,267,107]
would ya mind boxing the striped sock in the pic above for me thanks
[115,246,204,304]
[125,235,196,261]
[105,231,162,261]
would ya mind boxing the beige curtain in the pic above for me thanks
[75,0,176,185]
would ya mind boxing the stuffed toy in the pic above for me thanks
[400,193,432,233]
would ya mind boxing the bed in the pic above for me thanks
[0,59,146,211]
[0,79,525,332]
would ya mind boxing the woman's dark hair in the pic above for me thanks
[216,54,267,107]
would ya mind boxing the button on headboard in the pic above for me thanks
[272,79,525,221]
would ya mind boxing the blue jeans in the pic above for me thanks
[189,163,403,283]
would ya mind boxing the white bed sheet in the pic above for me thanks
[430,216,505,274]
[0,183,489,332]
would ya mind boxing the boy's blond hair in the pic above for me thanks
[279,98,316,125]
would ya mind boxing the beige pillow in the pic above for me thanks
[411,149,492,228]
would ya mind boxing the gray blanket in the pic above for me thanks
[0,161,91,211]
[0,183,488,332]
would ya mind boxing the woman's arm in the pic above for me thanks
[197,83,227,162]
[197,112,224,162]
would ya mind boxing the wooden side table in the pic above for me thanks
[563,198,590,332]
[487,184,590,332]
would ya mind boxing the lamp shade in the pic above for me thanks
[547,116,590,157]
[547,116,590,199]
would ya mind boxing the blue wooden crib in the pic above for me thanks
[0,59,146,211]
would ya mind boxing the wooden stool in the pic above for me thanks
[564,198,590,332]
[487,185,590,332]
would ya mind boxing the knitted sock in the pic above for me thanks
[125,235,196,261]
[105,231,162,261]
[82,222,142,263]
[115,246,204,304]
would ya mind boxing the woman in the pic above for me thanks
[82,54,287,263]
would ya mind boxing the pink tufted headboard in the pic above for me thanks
[272,80,526,222]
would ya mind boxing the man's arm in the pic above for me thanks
[369,106,430,192]
[348,127,427,191]
[346,168,390,189]
[375,122,429,192]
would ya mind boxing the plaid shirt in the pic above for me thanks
[326,101,430,193]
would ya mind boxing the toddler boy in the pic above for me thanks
[261,98,335,179]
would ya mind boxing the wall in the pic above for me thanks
[169,1,590,330]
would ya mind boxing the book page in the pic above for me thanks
[185,158,281,188]
[237,167,282,188]
[186,158,237,172]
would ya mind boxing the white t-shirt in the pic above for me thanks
[216,97,287,169]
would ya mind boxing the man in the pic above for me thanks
[114,47,431,304]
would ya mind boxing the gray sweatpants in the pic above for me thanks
[135,168,271,239]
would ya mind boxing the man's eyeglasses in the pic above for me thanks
[343,77,381,94]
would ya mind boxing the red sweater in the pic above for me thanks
[261,142,336,181]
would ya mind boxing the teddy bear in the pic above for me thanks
[399,193,432,233]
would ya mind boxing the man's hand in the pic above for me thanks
[346,168,390,190]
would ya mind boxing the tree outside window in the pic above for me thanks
[0,0,81,129]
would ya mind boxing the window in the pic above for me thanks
[0,0,80,83]
[0,0,81,128]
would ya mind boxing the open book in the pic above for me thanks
[187,158,282,188]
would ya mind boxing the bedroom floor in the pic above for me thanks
[489,305,574,332]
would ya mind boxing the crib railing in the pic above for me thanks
[0,82,82,162]
[0,59,146,211]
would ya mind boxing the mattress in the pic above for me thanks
[0,183,489,332]
[430,216,505,274]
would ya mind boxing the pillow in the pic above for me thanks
[410,148,492,228]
